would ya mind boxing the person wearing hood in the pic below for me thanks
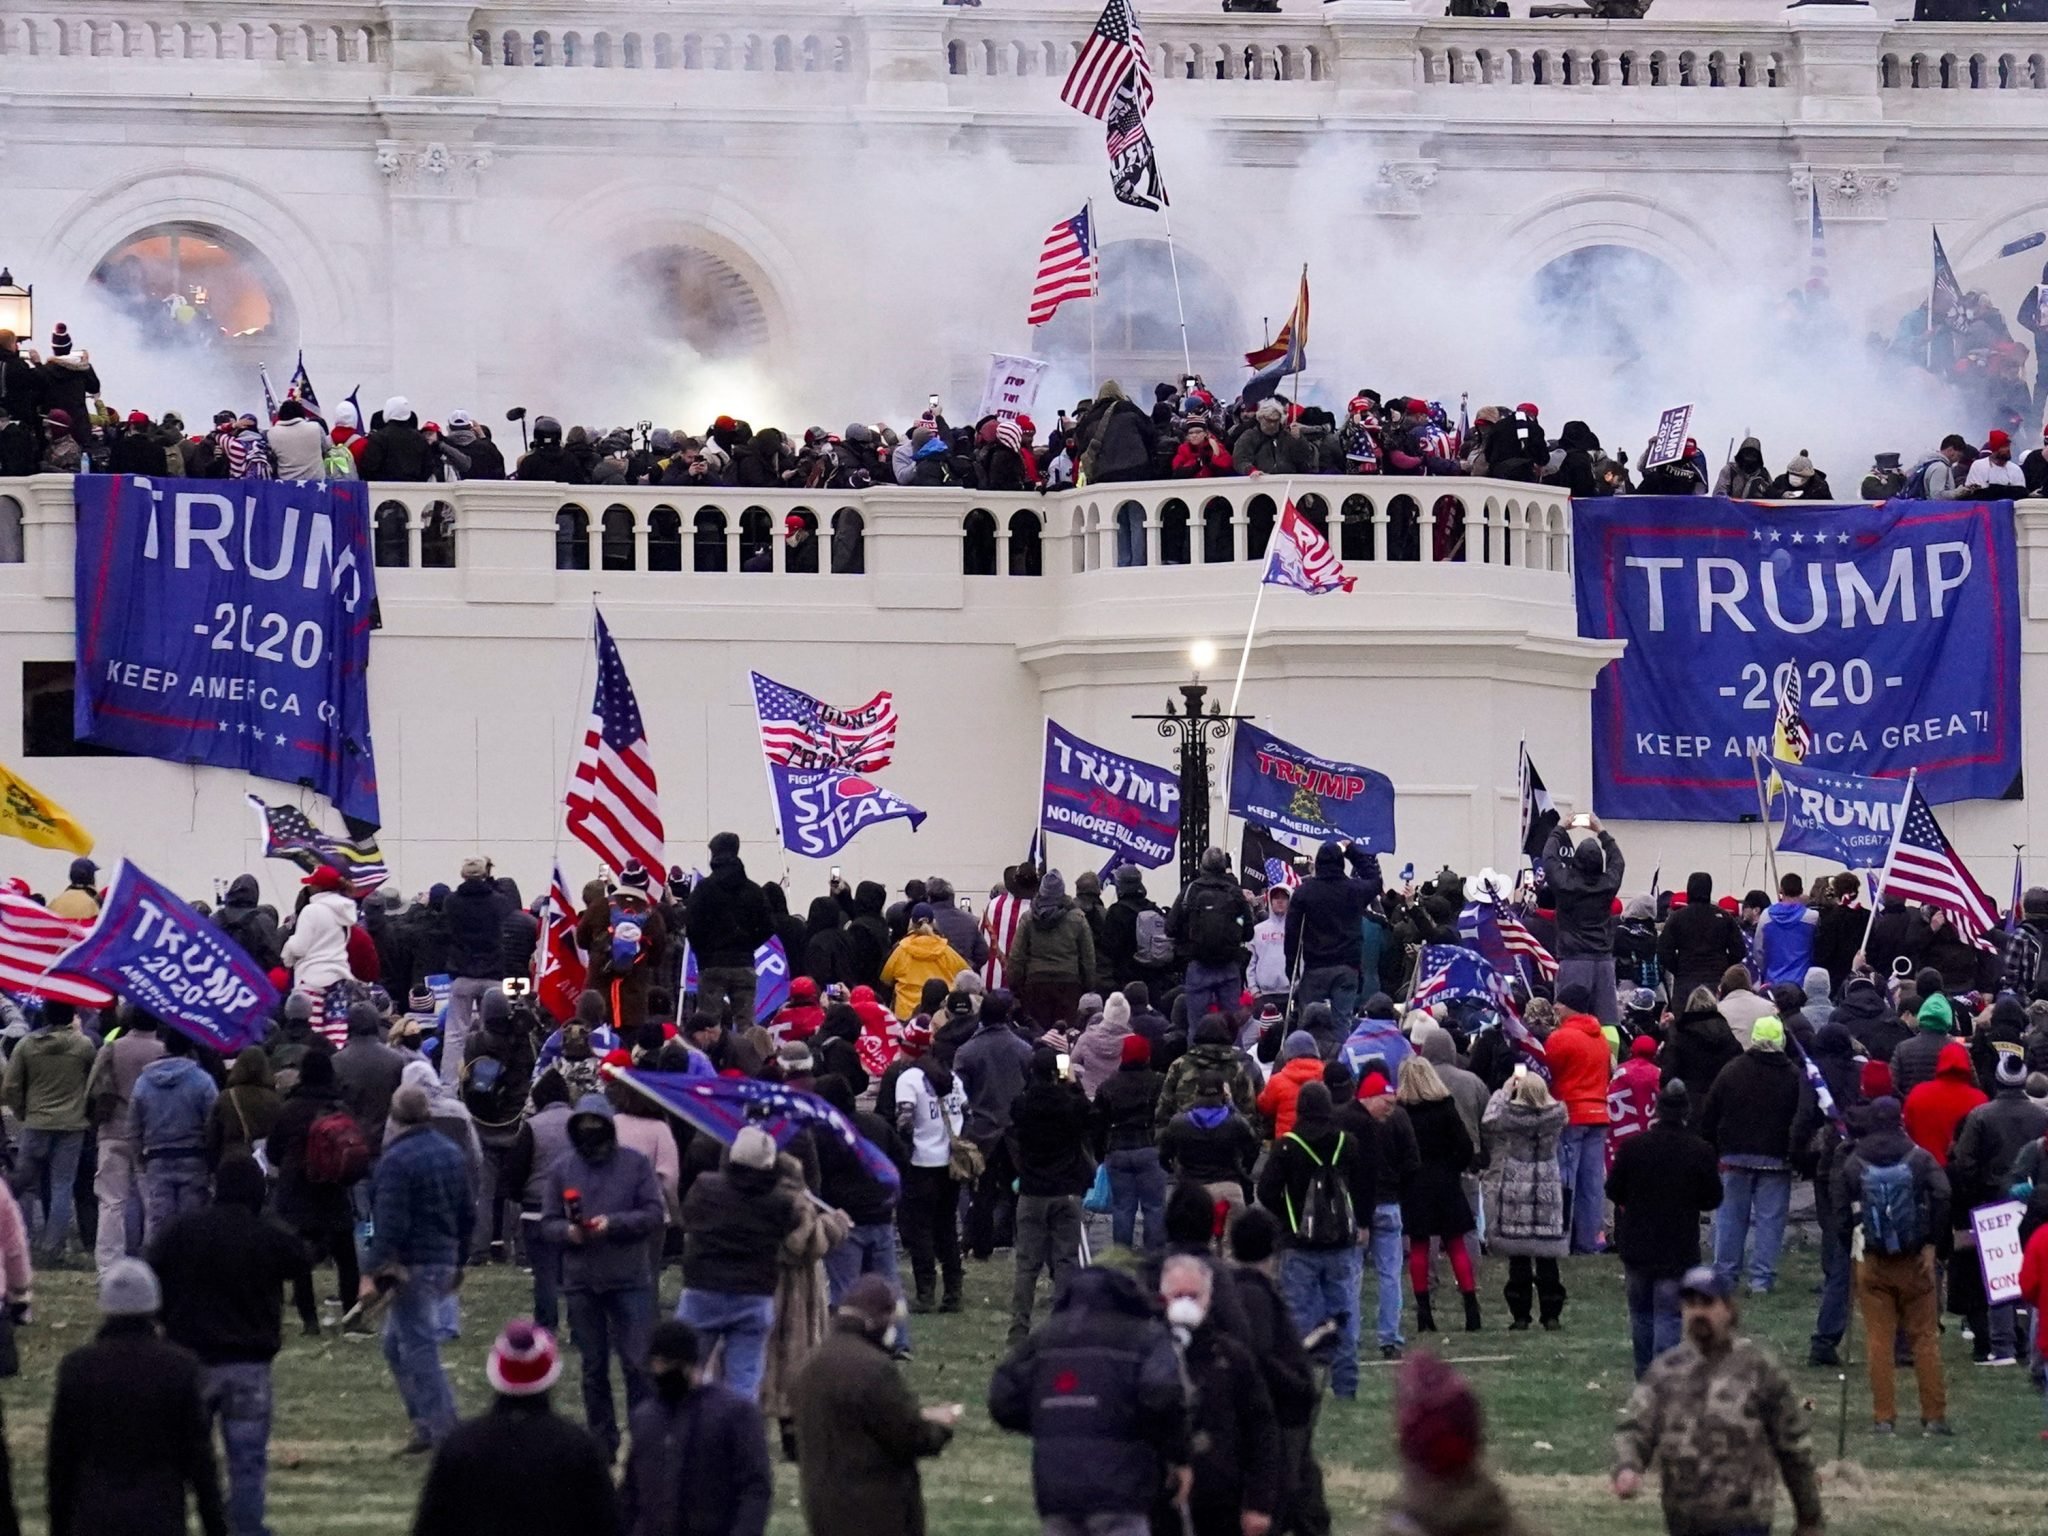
[1657,985,1742,1106]
[1075,379,1160,494]
[801,896,853,988]
[130,1030,221,1244]
[1169,848,1256,1027]
[463,987,537,1259]
[676,1124,798,1404]
[880,908,970,1024]
[1700,1017,1808,1294]
[619,1318,771,1536]
[1003,1048,1093,1342]
[1969,993,2028,1096]
[1283,840,1383,1026]
[1540,820,1625,1025]
[441,411,505,479]
[954,993,1033,1260]
[264,1050,359,1329]
[1714,436,1771,499]
[842,880,894,993]
[358,396,433,481]
[1891,990,1957,1099]
[814,1073,906,1316]
[921,878,987,974]
[1543,418,1608,498]
[1377,1351,1537,1536]
[1157,1014,1262,1133]
[1833,1095,1951,1434]
[1756,875,1819,988]
[1794,966,1835,1037]
[1545,985,1614,1256]
[539,1092,665,1455]
[1101,863,1170,994]
[150,1152,314,1536]
[204,1047,281,1170]
[1903,1039,1987,1164]
[1948,1052,2046,1363]
[890,1030,968,1315]
[1608,1081,1722,1377]
[212,875,281,971]
[1093,1034,1166,1257]
[1161,1071,1261,1215]
[1007,869,1096,1035]
[1829,973,1906,1061]
[1257,1081,1378,1396]
[384,1058,483,1193]
[441,857,511,1093]
[281,865,358,1027]
[1259,1030,1331,1142]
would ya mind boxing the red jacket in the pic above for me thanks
[345,922,380,983]
[773,1002,824,1043]
[1605,1047,1662,1169]
[1169,440,1233,478]
[2018,1223,2048,1358]
[1903,1040,1988,1161]
[1546,1011,1613,1126]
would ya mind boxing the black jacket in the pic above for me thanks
[1657,1006,1742,1105]
[448,434,508,480]
[265,1082,355,1230]
[1890,1028,1950,1100]
[1007,1078,1093,1197]
[1255,1117,1376,1249]
[1540,827,1624,957]
[1832,1118,1949,1250]
[1864,902,1926,980]
[1656,901,1745,1004]
[108,431,169,476]
[1813,904,1866,992]
[151,1201,313,1364]
[678,1162,798,1295]
[686,856,774,971]
[412,1396,620,1536]
[48,1319,226,1536]
[816,1106,902,1226]
[988,1267,1189,1520]
[212,875,281,970]
[444,876,511,980]
[1170,872,1254,969]
[1607,1121,1723,1277]
[841,882,892,991]
[1971,997,2030,1097]
[1160,1107,1260,1189]
[1283,843,1383,973]
[1829,978,1906,1061]
[619,1385,771,1536]
[1400,1097,1475,1240]
[36,358,101,438]
[1178,1323,1282,1530]
[1699,1047,1807,1161]
[1092,1063,1163,1157]
[1229,1263,1317,1427]
[515,441,589,484]
[359,417,435,481]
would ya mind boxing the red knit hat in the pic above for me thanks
[1859,1059,1893,1101]
[486,1321,561,1397]
[789,976,819,1004]
[1120,1033,1151,1066]
[1630,1033,1659,1059]
[1396,1351,1482,1477]
[1360,1071,1392,1098]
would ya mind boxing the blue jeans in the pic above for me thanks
[1813,1218,1851,1355]
[675,1289,776,1402]
[521,1217,560,1333]
[1624,1269,1682,1379]
[566,1286,655,1456]
[382,1264,459,1444]
[1181,962,1241,1029]
[204,1361,273,1536]
[1556,1124,1607,1254]
[143,1156,210,1247]
[1106,1147,1167,1253]
[1281,1244,1364,1398]
[1368,1203,1406,1355]
[1298,966,1360,1031]
[13,1127,84,1258]
[1713,1165,1791,1293]
[825,1222,910,1350]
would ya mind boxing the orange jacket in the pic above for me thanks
[1545,1012,1613,1126]
[1257,1055,1327,1141]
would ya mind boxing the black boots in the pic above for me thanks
[1463,1292,1483,1332]
[1415,1291,1438,1333]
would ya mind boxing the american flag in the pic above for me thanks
[1931,229,1965,333]
[1806,184,1828,300]
[1458,899,1556,984]
[535,863,587,1024]
[248,795,388,893]
[611,1067,900,1191]
[1060,0,1151,121]
[1029,206,1098,328]
[1412,944,1516,1016]
[751,671,897,773]
[0,892,112,1008]
[1263,500,1354,595]
[980,890,1029,990]
[565,612,665,879]
[1881,783,1997,946]
[287,350,320,411]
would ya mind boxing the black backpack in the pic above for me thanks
[1283,1131,1357,1247]
[1185,887,1244,967]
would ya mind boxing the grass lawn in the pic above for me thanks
[1,1240,2041,1534]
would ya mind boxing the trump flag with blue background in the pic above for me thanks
[72,476,381,826]
[1574,496,2019,821]
[1039,720,1179,869]
[1772,760,1909,869]
[52,861,278,1052]
[612,1069,901,1191]
[1230,723,1396,850]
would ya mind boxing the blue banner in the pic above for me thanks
[52,861,278,1053]
[1040,720,1179,869]
[1576,497,2020,820]
[1229,723,1396,850]
[1773,760,1910,868]
[771,765,926,859]
[72,476,381,825]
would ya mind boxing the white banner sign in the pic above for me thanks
[1973,1199,2026,1305]
[978,353,1049,426]
[1644,403,1694,468]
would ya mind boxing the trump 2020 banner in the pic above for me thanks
[72,476,381,826]
[770,764,926,858]
[1040,720,1179,869]
[1575,496,2020,821]
[1772,760,1908,869]
[1229,723,1396,851]
[53,861,278,1052]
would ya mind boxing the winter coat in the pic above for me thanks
[1864,901,1926,980]
[1256,1117,1376,1248]
[1170,870,1255,969]
[1256,1055,1328,1142]
[1607,1119,1723,1277]
[1160,1106,1260,1189]
[1401,1096,1476,1239]
[1156,1039,1262,1134]
[1544,1011,1613,1125]
[1539,827,1623,957]
[282,891,358,990]
[954,1023,1035,1143]
[413,1397,621,1536]
[47,1318,227,1536]
[205,1047,282,1167]
[443,876,511,980]
[265,1081,353,1230]
[85,1027,164,1141]
[1903,1040,1989,1163]
[1714,437,1771,499]
[212,875,282,969]
[151,1189,313,1366]
[678,1160,798,1295]
[1072,1013,1131,1100]
[265,417,327,480]
[333,1034,406,1153]
[1283,843,1382,973]
[792,1316,954,1536]
[1890,1010,1953,1100]
[1092,1062,1164,1156]
[133,1055,221,1156]
[1082,394,1160,483]
[1949,1087,2048,1209]
[578,900,669,1034]
[1605,1053,1663,1168]
[3,1025,96,1131]
[880,933,970,1022]
[1008,1078,1094,1197]
[685,854,773,970]
[619,1384,772,1536]
[37,356,101,438]
[1830,978,1905,1060]
[1833,1116,1950,1250]
[1481,1093,1567,1257]
[1176,1322,1282,1534]
[988,1267,1186,1520]
[1757,901,1819,987]
[843,882,892,991]
[1699,1046,1806,1163]
[1970,996,2029,1096]
[1007,879,1095,985]
[359,416,434,480]
[539,1101,667,1292]
[366,1121,475,1270]
[1658,1005,1742,1104]
[1231,421,1316,477]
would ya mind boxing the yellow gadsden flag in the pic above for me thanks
[0,762,92,855]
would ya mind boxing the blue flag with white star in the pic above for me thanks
[1573,496,2019,822]
[610,1068,900,1191]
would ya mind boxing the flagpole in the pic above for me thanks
[1859,769,1918,965]
[1157,202,1195,383]
[1749,751,1779,894]
[1226,476,1288,721]
[1087,197,1099,390]
[1927,227,1938,371]
[1287,263,1305,419]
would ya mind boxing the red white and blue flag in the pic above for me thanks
[611,1068,901,1191]
[1881,783,1997,946]
[1059,0,1152,121]
[751,671,897,773]
[0,891,111,1008]
[1262,500,1354,595]
[564,611,665,880]
[1029,206,1097,327]
[535,862,588,1023]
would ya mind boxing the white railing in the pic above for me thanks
[0,4,382,61]
[470,12,855,74]
[1877,27,2048,90]
[1415,20,1791,88]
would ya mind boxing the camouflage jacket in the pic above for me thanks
[1613,1336,1822,1536]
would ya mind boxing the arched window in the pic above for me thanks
[1159,499,1190,566]
[1030,239,1242,391]
[618,245,772,363]
[648,507,682,571]
[693,508,727,571]
[1008,511,1042,576]
[830,508,864,574]
[962,510,998,576]
[738,508,772,570]
[1116,501,1146,567]
[601,506,636,570]
[373,503,410,567]
[555,506,590,570]
[420,502,455,568]
[1201,498,1234,564]
[1245,496,1276,562]
[1528,245,1690,373]
[89,224,292,354]
[0,497,22,564]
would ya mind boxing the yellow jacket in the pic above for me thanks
[880,931,970,1021]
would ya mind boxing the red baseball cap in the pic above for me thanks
[1988,430,2011,451]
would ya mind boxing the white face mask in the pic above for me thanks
[1165,1297,1207,1331]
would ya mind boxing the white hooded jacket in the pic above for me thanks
[281,890,357,989]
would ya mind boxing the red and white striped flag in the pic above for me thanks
[535,863,588,1023]
[1497,909,1558,981]
[1881,784,1997,946]
[1029,206,1097,328]
[564,611,666,880]
[1262,500,1354,595]
[1060,0,1152,121]
[0,892,113,1008]
[979,891,1030,991]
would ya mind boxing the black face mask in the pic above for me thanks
[653,1367,691,1403]
[571,1128,612,1161]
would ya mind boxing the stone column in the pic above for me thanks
[373,120,496,411]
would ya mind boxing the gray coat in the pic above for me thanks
[1481,1093,1568,1258]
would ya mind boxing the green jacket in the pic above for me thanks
[4,1026,98,1132]
[1007,898,1096,987]
[1156,1041,1262,1137]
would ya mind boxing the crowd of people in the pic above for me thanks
[2,814,2047,1534]
[6,326,2048,524]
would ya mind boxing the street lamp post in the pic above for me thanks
[1133,641,1251,892]
[0,269,32,340]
